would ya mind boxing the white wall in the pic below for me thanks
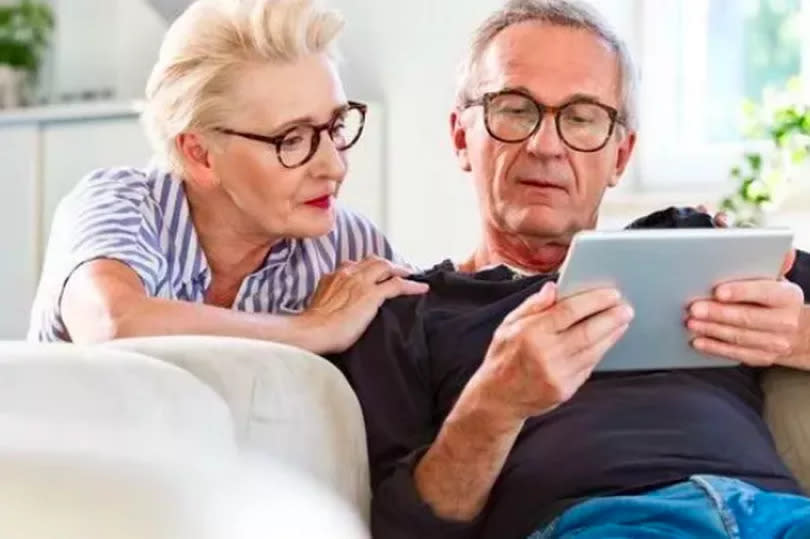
[46,0,166,101]
[331,0,640,267]
[17,0,810,268]
[40,0,640,266]
[115,1,167,99]
[49,0,118,100]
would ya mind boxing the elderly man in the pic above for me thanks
[333,1,810,538]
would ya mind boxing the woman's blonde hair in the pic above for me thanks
[142,0,344,176]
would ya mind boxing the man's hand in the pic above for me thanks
[470,282,633,422]
[687,251,805,367]
[413,281,632,521]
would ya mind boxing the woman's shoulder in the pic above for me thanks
[326,204,415,267]
[46,166,171,258]
[333,203,382,230]
[64,166,155,210]
[329,204,392,256]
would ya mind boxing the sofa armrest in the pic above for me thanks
[763,367,810,493]
[0,341,234,455]
[0,340,367,538]
[104,336,370,523]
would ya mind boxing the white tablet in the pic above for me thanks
[556,228,794,371]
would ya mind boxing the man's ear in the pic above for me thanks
[450,110,472,172]
[607,130,636,188]
[176,132,219,188]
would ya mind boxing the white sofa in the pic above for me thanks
[0,336,808,539]
[0,338,369,539]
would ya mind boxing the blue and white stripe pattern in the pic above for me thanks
[28,165,403,342]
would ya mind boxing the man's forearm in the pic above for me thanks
[413,376,525,522]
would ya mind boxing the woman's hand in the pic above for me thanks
[299,256,429,354]
[695,204,729,227]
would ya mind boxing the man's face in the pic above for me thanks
[453,22,636,259]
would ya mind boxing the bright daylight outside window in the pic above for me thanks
[638,0,808,193]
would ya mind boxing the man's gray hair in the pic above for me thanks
[456,0,638,130]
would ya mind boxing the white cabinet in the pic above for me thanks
[0,125,39,339]
[41,117,152,240]
[0,102,150,339]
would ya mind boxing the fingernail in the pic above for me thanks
[716,287,731,301]
[691,304,707,318]
[622,305,635,322]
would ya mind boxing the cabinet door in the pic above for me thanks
[0,125,39,338]
[41,116,152,244]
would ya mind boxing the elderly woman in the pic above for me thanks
[28,0,426,354]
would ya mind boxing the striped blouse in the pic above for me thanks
[28,165,404,342]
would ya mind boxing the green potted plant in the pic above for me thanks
[721,78,810,226]
[0,0,54,108]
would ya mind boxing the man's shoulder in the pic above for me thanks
[407,260,528,286]
[407,259,456,284]
[377,260,547,326]
[341,260,525,349]
[625,206,715,229]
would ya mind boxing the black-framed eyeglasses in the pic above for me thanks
[464,90,624,152]
[215,101,367,168]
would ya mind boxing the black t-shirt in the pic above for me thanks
[333,208,810,539]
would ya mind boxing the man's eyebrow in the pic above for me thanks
[500,85,535,96]
[560,93,606,105]
[499,86,604,106]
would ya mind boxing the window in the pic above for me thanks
[637,0,808,190]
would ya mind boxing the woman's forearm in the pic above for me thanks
[62,260,322,351]
[110,296,321,350]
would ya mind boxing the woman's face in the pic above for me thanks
[204,54,353,240]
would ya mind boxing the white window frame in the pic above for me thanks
[634,0,809,193]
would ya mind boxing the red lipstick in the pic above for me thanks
[305,195,332,209]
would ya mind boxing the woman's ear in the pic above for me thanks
[177,132,219,188]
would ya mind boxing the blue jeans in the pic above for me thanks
[528,475,810,539]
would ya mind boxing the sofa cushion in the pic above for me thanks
[0,442,368,539]
[763,367,810,492]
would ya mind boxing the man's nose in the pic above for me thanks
[525,112,566,158]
